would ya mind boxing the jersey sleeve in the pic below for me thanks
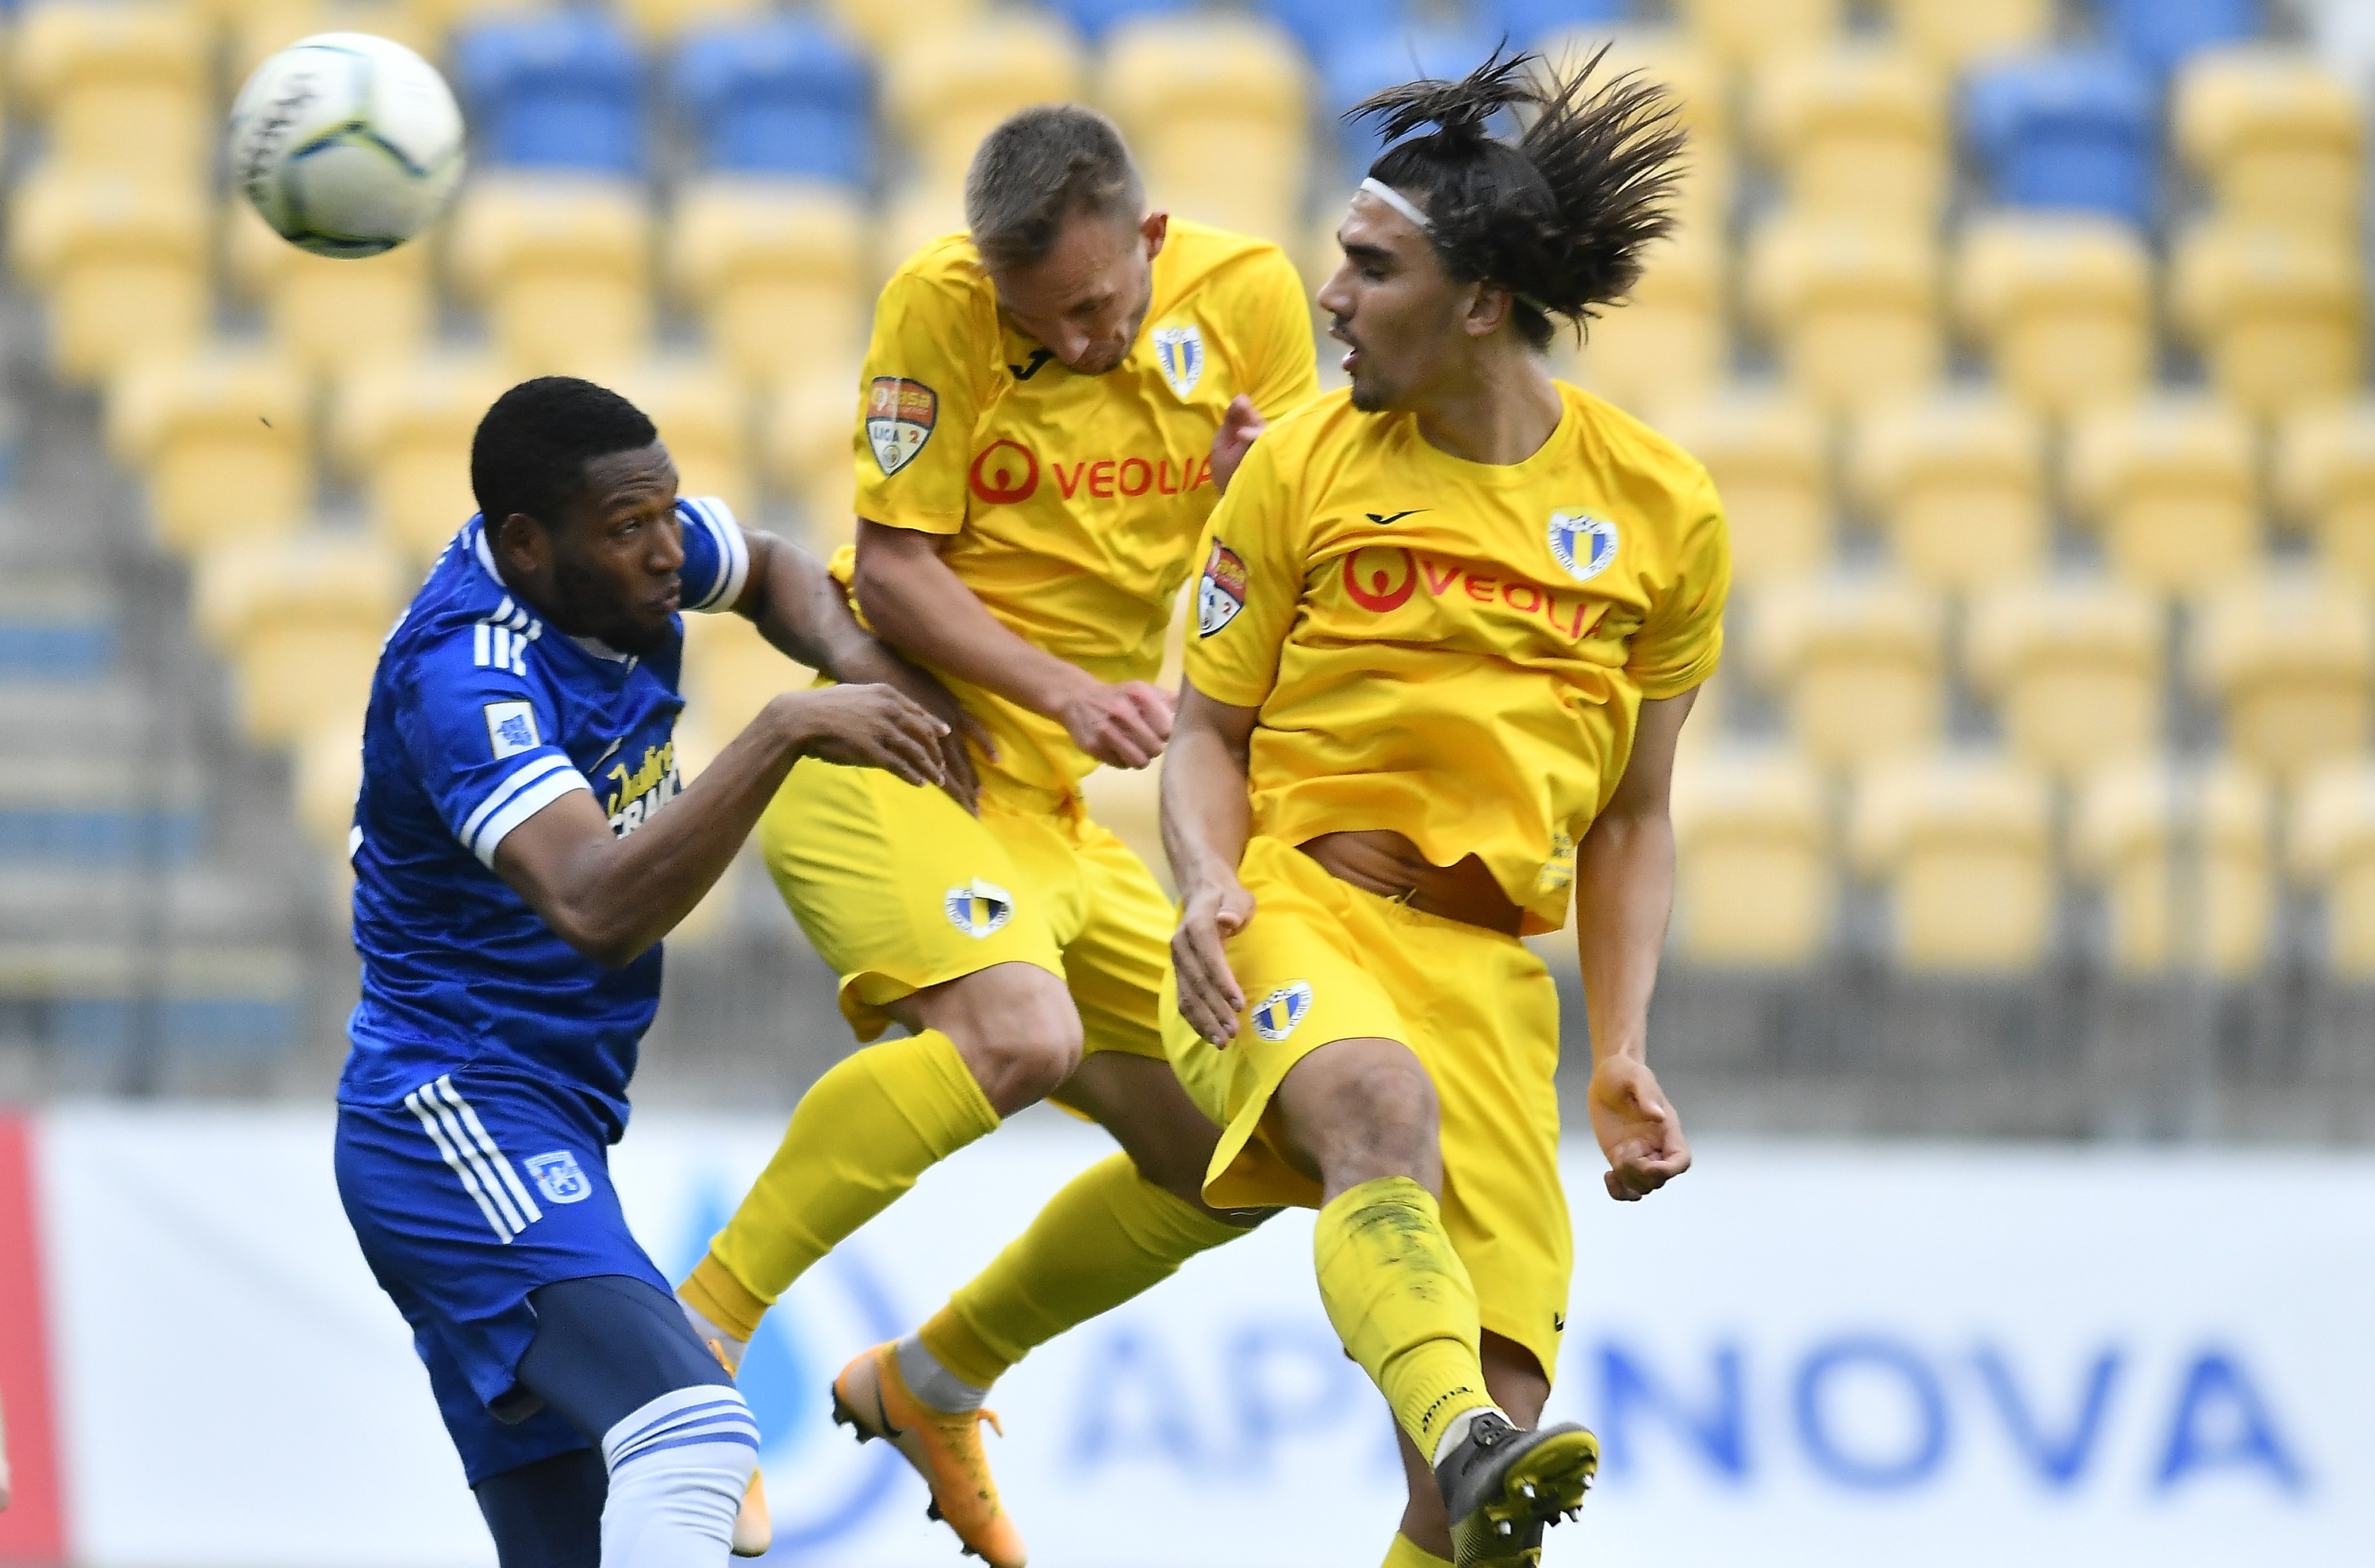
[391,624,593,868]
[1237,248,1323,420]
[1183,431,1303,709]
[1626,463,1732,700]
[676,496,751,613]
[850,259,988,537]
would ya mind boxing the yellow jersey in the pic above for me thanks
[841,219,1321,803]
[1184,381,1730,933]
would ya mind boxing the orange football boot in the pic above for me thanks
[831,1342,1026,1568]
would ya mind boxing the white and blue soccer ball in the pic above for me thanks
[228,32,465,259]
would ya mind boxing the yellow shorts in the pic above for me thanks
[758,757,1172,1058]
[1161,834,1572,1382]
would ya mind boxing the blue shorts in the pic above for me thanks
[335,1067,673,1485]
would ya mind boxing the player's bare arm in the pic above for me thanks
[1575,688,1698,1202]
[1161,682,1260,1043]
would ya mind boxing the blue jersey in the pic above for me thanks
[339,498,752,1137]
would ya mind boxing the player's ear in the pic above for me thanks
[495,512,551,577]
[1141,209,1168,259]
[1464,281,1513,339]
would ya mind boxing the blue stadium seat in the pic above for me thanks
[454,15,647,177]
[1263,0,1406,65]
[1473,0,1628,47]
[1046,0,1190,40]
[1323,25,1503,178]
[672,21,873,186]
[1965,52,2158,226]
[2101,0,2259,79]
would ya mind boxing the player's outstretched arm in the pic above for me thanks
[1162,682,1260,1045]
[850,519,1176,770]
[1575,688,1698,1202]
[731,527,990,810]
[495,685,949,968]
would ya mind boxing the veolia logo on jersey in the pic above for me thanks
[969,439,1039,504]
[1547,510,1619,583]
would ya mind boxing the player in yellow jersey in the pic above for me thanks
[674,105,1319,1564]
[1163,52,1718,1568]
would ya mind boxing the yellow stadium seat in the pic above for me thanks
[294,719,364,856]
[1674,0,1845,69]
[2192,573,2375,781]
[2168,223,2364,418]
[1748,46,1947,224]
[879,183,966,283]
[1651,389,1830,587]
[617,0,765,40]
[11,2,207,175]
[1850,391,2046,589]
[448,175,654,378]
[2074,759,2273,976]
[1874,0,2054,69]
[1103,17,1306,244]
[610,361,755,523]
[1953,212,2153,418]
[2066,396,2258,594]
[1966,577,2162,778]
[1671,747,1834,965]
[761,370,863,548]
[1747,218,1940,414]
[227,0,450,79]
[1556,230,1725,416]
[193,531,408,746]
[1535,29,1732,238]
[2173,46,2363,240]
[333,355,515,563]
[823,0,980,57]
[882,13,1086,196]
[680,608,812,749]
[2290,761,2375,978]
[670,178,868,393]
[1749,574,1945,769]
[226,199,433,381]
[8,171,207,386]
[108,353,313,554]
[1850,751,2054,972]
[2275,400,2375,585]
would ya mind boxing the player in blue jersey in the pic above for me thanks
[333,377,965,1568]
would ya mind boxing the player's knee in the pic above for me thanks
[1345,1052,1440,1152]
[946,989,1084,1112]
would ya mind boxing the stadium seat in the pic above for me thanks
[1103,16,1308,243]
[619,0,767,40]
[1745,218,1941,414]
[610,362,755,523]
[680,607,814,753]
[821,0,984,56]
[2101,0,2259,80]
[2191,572,2375,781]
[1650,389,1830,588]
[879,183,968,281]
[1850,751,2055,972]
[672,20,873,189]
[1671,747,1835,965]
[2168,224,2365,419]
[10,1,208,175]
[1672,0,1845,68]
[1257,0,1399,65]
[7,171,208,387]
[1046,0,1190,39]
[2066,396,2258,594]
[1850,392,2047,590]
[1748,574,1945,769]
[2173,48,2363,240]
[225,0,448,79]
[2074,758,2273,976]
[226,201,432,381]
[883,13,1088,197]
[192,532,408,746]
[107,353,313,554]
[2289,761,2375,978]
[670,179,868,396]
[448,176,654,378]
[332,355,515,564]
[1965,577,2163,778]
[1953,212,2153,418]
[1471,0,1629,46]
[1874,0,2053,70]
[454,13,647,177]
[1322,25,1501,181]
[1555,230,1725,416]
[2275,401,2375,585]
[1748,46,1947,224]
[762,371,864,546]
[1537,29,1732,238]
[294,721,363,857]
[1963,52,2158,227]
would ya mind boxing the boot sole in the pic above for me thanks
[1453,1427,1601,1568]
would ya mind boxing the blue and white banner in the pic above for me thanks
[27,1109,2375,1567]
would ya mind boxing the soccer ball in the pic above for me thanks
[228,33,465,259]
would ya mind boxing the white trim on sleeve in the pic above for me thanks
[459,753,574,847]
[680,496,750,613]
[471,767,591,867]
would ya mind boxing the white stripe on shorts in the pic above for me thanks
[402,1076,544,1242]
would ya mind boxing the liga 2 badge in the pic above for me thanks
[1153,324,1205,400]
[1547,509,1619,583]
[866,376,938,476]
[1198,539,1247,637]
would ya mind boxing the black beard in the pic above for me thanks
[554,550,672,656]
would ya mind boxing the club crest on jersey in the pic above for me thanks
[1547,510,1619,583]
[866,377,938,476]
[524,1151,591,1204]
[1252,980,1313,1042]
[945,878,1015,940]
[484,701,539,760]
[1153,325,1205,399]
[1198,539,1248,637]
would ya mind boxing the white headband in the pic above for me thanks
[1353,178,1552,318]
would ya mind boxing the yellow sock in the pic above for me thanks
[918,1152,1248,1388]
[685,1029,999,1338]
[1314,1176,1493,1459]
[1382,1532,1453,1568]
